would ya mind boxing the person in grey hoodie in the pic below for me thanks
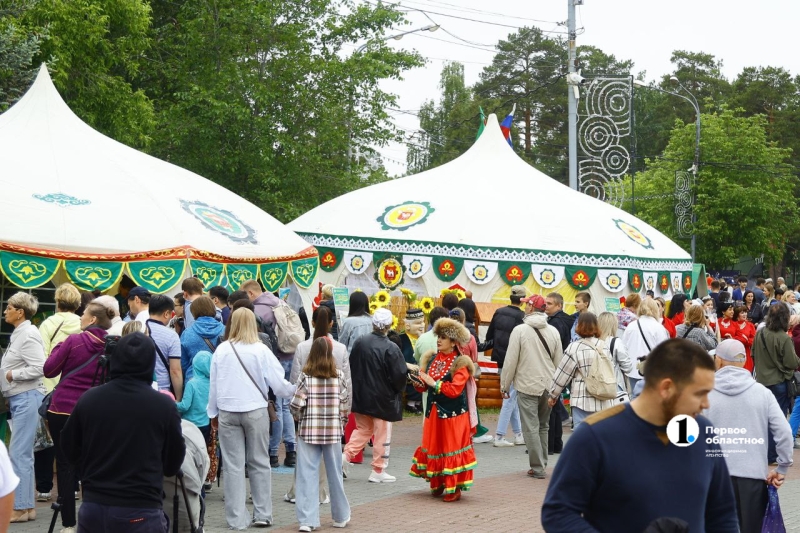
[704,339,793,533]
[501,294,563,479]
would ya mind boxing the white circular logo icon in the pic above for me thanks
[666,415,700,447]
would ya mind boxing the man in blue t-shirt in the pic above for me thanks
[542,339,739,533]
[145,295,183,401]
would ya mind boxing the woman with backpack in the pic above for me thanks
[597,312,633,398]
[547,313,617,429]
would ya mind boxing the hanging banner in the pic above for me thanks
[225,264,259,291]
[260,262,289,293]
[682,271,693,294]
[565,266,598,291]
[401,255,432,279]
[643,272,658,294]
[597,269,628,293]
[375,256,405,289]
[290,257,318,289]
[190,259,225,289]
[530,264,564,289]
[343,251,372,275]
[65,260,124,292]
[629,269,644,293]
[657,272,671,295]
[670,272,683,296]
[318,248,343,273]
[463,260,498,285]
[0,251,61,289]
[499,261,531,286]
[128,259,186,294]
[433,257,464,282]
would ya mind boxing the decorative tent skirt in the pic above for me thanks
[410,406,476,494]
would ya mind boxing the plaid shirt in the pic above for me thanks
[290,370,350,445]
[548,337,616,413]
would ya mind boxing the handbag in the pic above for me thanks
[230,344,278,422]
[39,349,102,418]
[33,417,53,452]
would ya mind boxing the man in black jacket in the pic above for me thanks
[343,308,408,483]
[545,292,575,454]
[62,332,185,532]
[481,285,526,447]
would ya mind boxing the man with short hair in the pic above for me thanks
[544,292,575,453]
[709,280,722,309]
[753,278,766,305]
[62,332,185,532]
[569,292,591,342]
[501,294,563,479]
[146,295,183,401]
[704,339,793,533]
[731,276,748,303]
[542,339,739,532]
[182,278,205,330]
[127,286,151,324]
[343,309,408,483]
[208,285,231,324]
[481,286,526,447]
[241,279,297,467]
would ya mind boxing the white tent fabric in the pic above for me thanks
[290,114,690,271]
[0,65,313,262]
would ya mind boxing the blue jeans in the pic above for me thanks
[270,359,296,456]
[77,502,168,533]
[571,406,591,429]
[766,382,791,463]
[789,396,800,440]
[295,438,350,529]
[496,369,521,437]
[9,389,44,510]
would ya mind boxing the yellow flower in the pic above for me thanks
[369,302,379,314]
[440,288,449,296]
[419,297,435,314]
[455,289,466,301]
[392,316,399,330]
[374,290,391,305]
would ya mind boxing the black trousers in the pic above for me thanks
[731,476,768,533]
[48,412,76,528]
[78,502,168,533]
[548,399,564,453]
[34,445,55,493]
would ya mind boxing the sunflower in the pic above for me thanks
[392,316,399,331]
[374,290,391,305]
[369,302,379,314]
[419,297,435,314]
[455,289,466,301]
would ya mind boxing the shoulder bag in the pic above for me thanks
[759,330,800,400]
[635,320,652,376]
[229,343,278,422]
[39,349,103,418]
[146,321,175,396]
[533,328,553,358]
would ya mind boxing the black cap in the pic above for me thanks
[127,286,151,301]
[110,332,156,382]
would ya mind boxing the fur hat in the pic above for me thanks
[433,317,470,345]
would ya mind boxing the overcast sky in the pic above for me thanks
[370,0,800,175]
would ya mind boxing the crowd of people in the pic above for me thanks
[0,273,797,532]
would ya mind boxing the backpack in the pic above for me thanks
[580,340,617,401]
[269,301,305,353]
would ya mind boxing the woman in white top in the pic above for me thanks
[597,312,633,396]
[207,308,295,530]
[1,292,46,523]
[622,299,670,395]
[548,313,616,428]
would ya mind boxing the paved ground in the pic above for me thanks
[15,413,800,532]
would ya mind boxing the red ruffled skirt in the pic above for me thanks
[409,405,476,494]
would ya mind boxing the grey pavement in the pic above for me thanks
[12,413,800,532]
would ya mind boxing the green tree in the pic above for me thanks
[625,109,797,267]
[145,0,421,222]
[0,1,41,110]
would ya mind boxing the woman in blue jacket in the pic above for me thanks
[180,296,225,380]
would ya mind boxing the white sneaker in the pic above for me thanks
[284,493,296,503]
[368,470,396,483]
[332,519,350,528]
[299,526,314,532]
[493,437,514,447]
[514,433,525,445]
[320,495,330,504]
[37,492,51,502]
[342,452,351,478]
[472,434,494,444]
[253,518,271,527]
[60,528,76,533]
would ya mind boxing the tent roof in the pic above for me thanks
[0,65,314,263]
[289,114,691,271]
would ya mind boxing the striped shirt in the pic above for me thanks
[290,371,350,445]
[548,337,616,414]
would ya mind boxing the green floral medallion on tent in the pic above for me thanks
[65,261,124,291]
[629,269,644,292]
[226,264,259,291]
[0,251,60,289]
[261,262,289,293]
[499,262,531,286]
[682,271,693,295]
[128,260,186,294]
[658,271,670,293]
[291,257,318,289]
[433,257,463,282]
[190,260,226,289]
[318,248,343,272]
[565,266,597,290]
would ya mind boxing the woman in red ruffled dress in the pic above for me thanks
[733,305,756,373]
[717,302,737,343]
[410,317,477,502]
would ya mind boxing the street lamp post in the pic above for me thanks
[633,78,701,263]
[348,25,440,169]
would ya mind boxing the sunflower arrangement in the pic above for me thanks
[373,290,391,306]
[369,302,379,314]
[419,297,435,315]
[399,287,417,306]
[392,316,399,331]
[440,288,466,301]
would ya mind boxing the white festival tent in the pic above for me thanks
[289,113,695,315]
[0,65,319,305]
